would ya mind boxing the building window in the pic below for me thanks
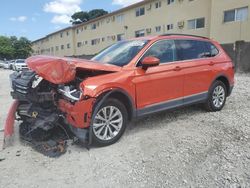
[67,43,70,49]
[188,18,205,29]
[102,37,105,42]
[167,0,174,5]
[51,47,54,52]
[116,14,124,23]
[155,26,161,32]
[91,39,100,45]
[117,34,125,41]
[224,7,248,23]
[76,29,79,34]
[136,7,145,17]
[85,41,88,45]
[91,23,97,30]
[155,1,161,9]
[56,46,59,51]
[61,45,64,50]
[66,31,69,36]
[167,24,174,30]
[77,42,81,48]
[135,30,145,37]
[60,33,63,38]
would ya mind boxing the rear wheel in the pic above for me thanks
[204,80,227,112]
[91,98,128,146]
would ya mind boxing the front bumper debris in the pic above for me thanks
[3,100,19,148]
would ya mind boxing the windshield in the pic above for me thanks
[16,60,25,64]
[92,40,148,66]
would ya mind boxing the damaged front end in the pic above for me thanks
[4,56,120,156]
[6,71,73,156]
[6,70,93,156]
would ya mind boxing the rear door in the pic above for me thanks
[174,39,219,104]
[132,39,184,116]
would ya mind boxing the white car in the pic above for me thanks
[13,59,28,71]
[3,61,11,69]
[0,60,5,68]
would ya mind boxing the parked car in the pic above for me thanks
[9,34,234,146]
[0,60,5,68]
[9,60,15,70]
[13,59,28,71]
[3,61,11,69]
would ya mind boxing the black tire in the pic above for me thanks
[91,98,128,146]
[204,80,227,112]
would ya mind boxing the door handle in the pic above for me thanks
[209,61,215,66]
[173,66,182,71]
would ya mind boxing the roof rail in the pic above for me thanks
[160,33,209,39]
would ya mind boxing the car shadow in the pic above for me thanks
[126,104,205,134]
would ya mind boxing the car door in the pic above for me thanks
[132,39,184,116]
[174,39,217,104]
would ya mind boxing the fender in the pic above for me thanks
[211,73,233,96]
[94,87,137,118]
[88,88,136,145]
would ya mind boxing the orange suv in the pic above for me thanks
[10,34,234,146]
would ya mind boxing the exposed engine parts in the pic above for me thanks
[58,85,82,102]
[9,70,89,157]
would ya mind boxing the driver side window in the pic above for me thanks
[139,40,176,66]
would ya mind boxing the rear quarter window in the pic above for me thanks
[205,42,219,57]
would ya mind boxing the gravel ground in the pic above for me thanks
[0,69,250,188]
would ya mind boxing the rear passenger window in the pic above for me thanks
[141,40,176,64]
[175,40,209,60]
[175,40,219,61]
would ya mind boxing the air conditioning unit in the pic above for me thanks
[146,28,152,33]
[146,4,152,10]
[178,21,185,29]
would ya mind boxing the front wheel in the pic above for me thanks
[91,98,128,146]
[204,80,227,112]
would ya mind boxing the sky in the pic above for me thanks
[0,0,142,41]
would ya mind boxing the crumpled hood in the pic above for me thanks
[27,55,121,84]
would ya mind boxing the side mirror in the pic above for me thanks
[141,56,160,70]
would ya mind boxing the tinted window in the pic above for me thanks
[175,40,215,61]
[140,40,176,65]
[205,42,219,57]
[16,60,25,64]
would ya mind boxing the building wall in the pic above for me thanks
[32,0,250,57]
[210,0,250,44]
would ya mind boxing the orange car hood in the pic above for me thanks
[27,55,121,84]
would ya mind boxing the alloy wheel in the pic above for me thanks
[93,106,123,141]
[212,85,225,108]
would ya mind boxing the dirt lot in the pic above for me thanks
[0,69,250,188]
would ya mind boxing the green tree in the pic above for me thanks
[0,36,14,60]
[13,37,33,59]
[0,36,33,60]
[70,9,108,25]
[88,9,108,20]
[71,11,89,25]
